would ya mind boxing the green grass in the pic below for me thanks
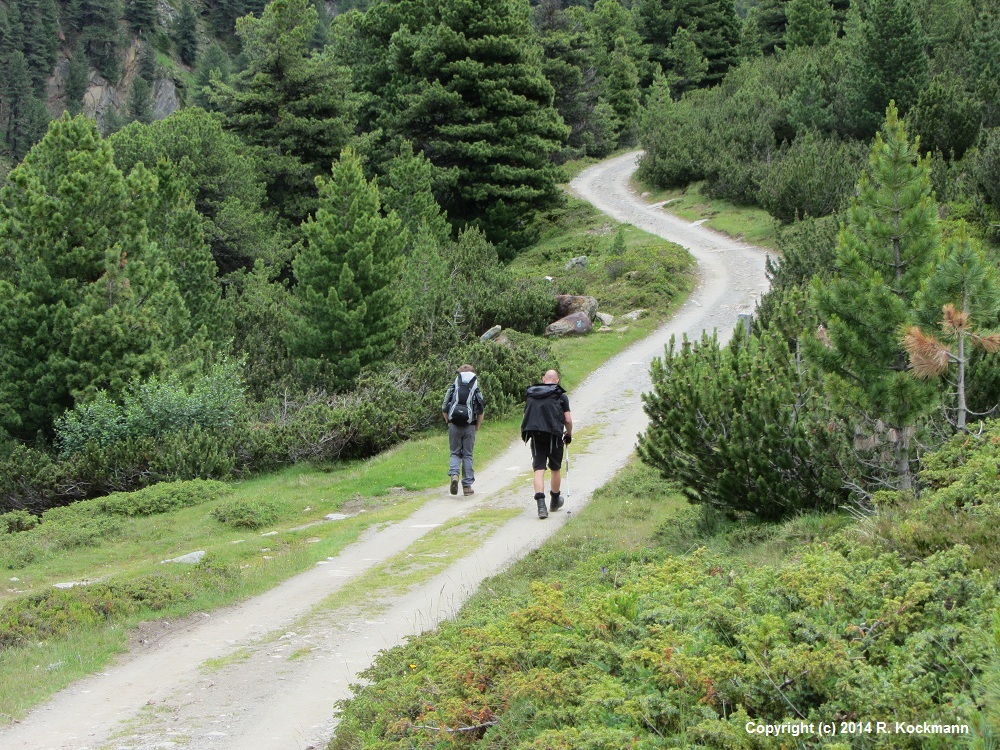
[520,197,695,315]
[311,507,522,618]
[633,176,780,250]
[460,461,689,621]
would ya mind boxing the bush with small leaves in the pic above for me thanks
[97,480,232,517]
[0,510,38,534]
[210,498,281,529]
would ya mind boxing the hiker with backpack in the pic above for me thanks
[521,369,573,519]
[442,364,485,496]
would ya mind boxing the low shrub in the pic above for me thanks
[450,333,559,418]
[0,573,192,649]
[0,509,38,534]
[55,362,245,458]
[639,328,849,520]
[331,543,993,749]
[757,131,865,222]
[97,479,231,517]
[0,443,76,514]
[210,498,281,529]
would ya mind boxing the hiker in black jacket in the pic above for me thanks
[521,369,573,519]
[442,364,485,496]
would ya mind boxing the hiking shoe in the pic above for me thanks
[449,476,459,495]
[549,491,564,512]
[535,493,548,519]
[463,485,474,496]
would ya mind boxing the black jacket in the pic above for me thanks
[521,383,570,441]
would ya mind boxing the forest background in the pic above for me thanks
[1,0,1000,747]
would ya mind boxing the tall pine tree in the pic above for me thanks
[784,0,833,49]
[210,0,358,225]
[286,148,406,391]
[810,104,940,492]
[838,0,930,139]
[348,0,568,256]
[0,115,205,437]
[78,0,125,82]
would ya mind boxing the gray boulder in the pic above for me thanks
[555,295,598,320]
[564,255,588,270]
[545,312,593,337]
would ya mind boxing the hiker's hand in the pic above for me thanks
[563,434,572,445]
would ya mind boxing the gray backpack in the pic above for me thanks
[447,375,479,426]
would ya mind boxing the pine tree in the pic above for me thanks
[400,224,457,359]
[125,0,157,34]
[810,104,940,492]
[126,76,153,124]
[19,0,60,92]
[785,0,832,49]
[78,0,125,82]
[788,58,833,134]
[604,36,641,145]
[905,225,1000,430]
[0,115,201,437]
[839,0,930,139]
[533,1,613,157]
[353,0,568,255]
[635,0,740,85]
[909,74,980,159]
[286,148,407,390]
[108,107,281,273]
[663,26,709,98]
[2,51,50,160]
[143,161,227,342]
[210,0,358,224]
[381,141,451,252]
[174,1,198,66]
[65,42,90,116]
[138,41,157,81]
[193,43,231,110]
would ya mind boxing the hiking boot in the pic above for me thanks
[449,475,459,495]
[549,491,564,512]
[463,485,474,496]
[535,493,548,519]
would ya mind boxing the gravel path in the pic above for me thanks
[0,151,770,750]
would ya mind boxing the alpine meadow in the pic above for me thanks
[1,0,1000,749]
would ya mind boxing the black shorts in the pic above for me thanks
[527,431,564,471]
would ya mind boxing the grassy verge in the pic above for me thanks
[632,176,780,250]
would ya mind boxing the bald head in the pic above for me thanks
[542,370,560,384]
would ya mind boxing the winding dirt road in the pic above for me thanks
[0,152,770,750]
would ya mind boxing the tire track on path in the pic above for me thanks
[0,151,770,750]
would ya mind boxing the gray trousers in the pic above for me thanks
[448,423,477,487]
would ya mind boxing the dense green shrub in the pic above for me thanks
[450,333,559,419]
[757,131,865,222]
[55,362,246,457]
[97,480,231,517]
[331,542,993,749]
[0,574,193,649]
[0,443,75,514]
[0,509,38,534]
[972,128,1000,209]
[637,85,713,188]
[639,328,849,520]
[211,498,281,529]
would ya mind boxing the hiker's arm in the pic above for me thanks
[476,412,484,430]
[442,386,453,423]
[563,412,573,439]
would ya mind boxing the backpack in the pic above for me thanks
[448,375,479,426]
